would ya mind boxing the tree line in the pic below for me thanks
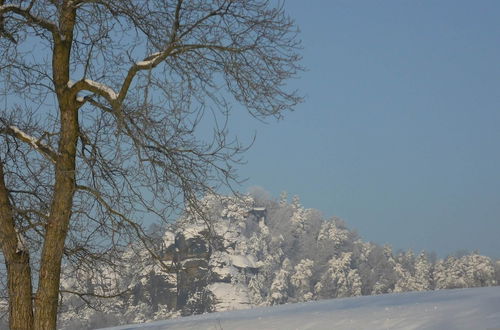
[6,192,495,329]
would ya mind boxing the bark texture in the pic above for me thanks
[0,163,34,330]
[33,5,77,329]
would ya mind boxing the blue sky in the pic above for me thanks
[228,0,500,258]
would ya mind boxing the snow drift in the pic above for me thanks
[99,286,500,330]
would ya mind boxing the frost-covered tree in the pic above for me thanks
[432,254,494,289]
[357,245,397,295]
[291,195,301,210]
[290,258,314,302]
[393,250,419,292]
[434,256,464,289]
[317,219,353,251]
[494,260,500,285]
[290,204,308,235]
[268,258,292,305]
[315,252,361,299]
[393,262,415,293]
[414,252,432,291]
[247,274,266,305]
[433,254,497,290]
[461,253,496,287]
[393,251,433,293]
[279,191,289,207]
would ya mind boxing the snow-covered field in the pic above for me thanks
[99,286,500,330]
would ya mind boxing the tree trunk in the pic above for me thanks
[7,254,34,330]
[33,102,78,329]
[0,162,34,330]
[33,4,78,327]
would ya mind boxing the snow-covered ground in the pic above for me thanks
[99,286,500,330]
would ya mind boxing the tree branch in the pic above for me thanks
[70,79,118,106]
[0,3,58,34]
[0,122,57,163]
[60,287,131,300]
[75,184,174,272]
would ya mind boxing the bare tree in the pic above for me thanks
[0,0,301,328]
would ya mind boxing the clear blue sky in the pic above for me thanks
[229,0,500,258]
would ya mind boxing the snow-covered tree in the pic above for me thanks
[279,191,289,206]
[357,245,397,295]
[247,274,267,305]
[315,252,361,299]
[290,259,315,302]
[317,219,352,250]
[291,195,301,210]
[434,253,496,289]
[290,204,308,235]
[414,252,432,291]
[494,260,500,285]
[462,253,496,287]
[393,262,416,293]
[434,256,467,289]
[269,259,292,305]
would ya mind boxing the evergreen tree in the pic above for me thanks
[462,253,496,287]
[290,259,315,302]
[414,252,432,291]
[393,262,416,293]
[269,259,292,305]
[315,252,361,299]
[434,256,466,289]
[279,191,289,207]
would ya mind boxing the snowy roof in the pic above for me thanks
[230,254,258,269]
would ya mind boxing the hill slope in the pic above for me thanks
[100,286,500,330]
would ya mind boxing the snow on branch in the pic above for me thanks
[0,124,57,163]
[71,79,119,104]
[69,52,163,111]
[135,52,162,68]
[15,228,28,254]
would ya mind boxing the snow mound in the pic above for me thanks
[98,286,500,330]
[208,283,252,311]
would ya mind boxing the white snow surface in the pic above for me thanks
[98,286,500,330]
[208,282,252,311]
